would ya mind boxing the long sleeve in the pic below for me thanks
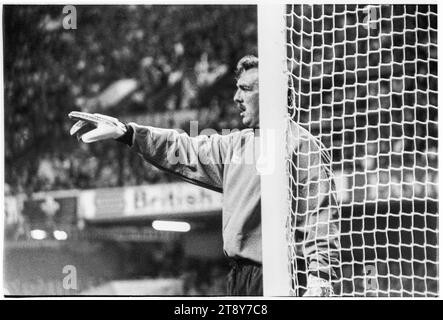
[126,122,230,192]
[289,123,340,281]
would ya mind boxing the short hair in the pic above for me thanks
[235,55,258,79]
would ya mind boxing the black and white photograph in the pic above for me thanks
[1,3,439,299]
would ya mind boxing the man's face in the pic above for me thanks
[233,68,259,128]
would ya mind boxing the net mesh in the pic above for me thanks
[285,4,438,297]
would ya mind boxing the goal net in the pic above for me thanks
[285,4,438,297]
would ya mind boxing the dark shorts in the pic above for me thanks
[226,258,263,296]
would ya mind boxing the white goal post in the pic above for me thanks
[258,3,291,296]
[259,4,438,297]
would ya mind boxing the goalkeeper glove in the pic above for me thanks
[303,274,334,297]
[68,111,127,143]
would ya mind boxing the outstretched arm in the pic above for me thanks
[68,112,228,192]
[123,122,228,192]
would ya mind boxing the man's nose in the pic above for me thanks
[233,89,242,103]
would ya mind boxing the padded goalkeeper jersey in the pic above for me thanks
[126,121,340,279]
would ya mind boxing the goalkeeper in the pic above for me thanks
[69,55,340,296]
